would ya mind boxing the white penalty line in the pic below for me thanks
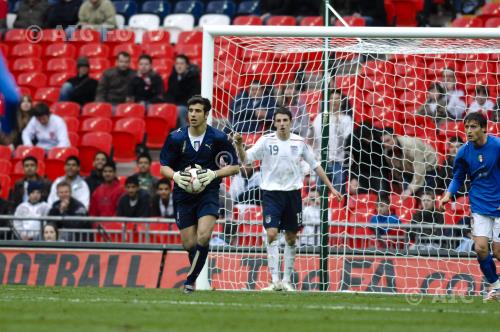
[0,295,494,315]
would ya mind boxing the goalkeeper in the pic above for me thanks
[160,95,239,293]
[439,112,500,302]
[234,107,342,291]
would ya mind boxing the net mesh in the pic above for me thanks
[207,35,500,294]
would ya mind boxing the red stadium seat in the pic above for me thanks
[111,132,138,162]
[152,58,173,75]
[81,102,113,119]
[0,174,11,199]
[4,29,28,47]
[112,43,142,59]
[47,146,79,160]
[50,101,80,118]
[233,15,262,25]
[114,117,145,144]
[145,116,171,149]
[46,58,77,74]
[147,103,177,128]
[13,159,45,176]
[438,121,466,141]
[79,132,112,175]
[266,15,296,26]
[348,193,378,212]
[389,0,423,26]
[40,29,67,46]
[88,57,111,74]
[300,16,324,26]
[44,43,77,59]
[484,17,500,28]
[150,161,161,178]
[80,117,113,134]
[12,58,43,73]
[114,103,145,119]
[45,146,80,180]
[105,29,135,49]
[70,29,101,48]
[68,132,79,146]
[10,43,42,58]
[335,15,366,26]
[451,16,483,27]
[173,44,202,59]
[0,44,8,57]
[0,145,12,160]
[142,30,171,44]
[79,43,110,59]
[141,43,174,59]
[0,159,12,174]
[13,146,45,164]
[33,87,60,105]
[17,72,47,95]
[48,72,73,87]
[177,30,203,45]
[62,116,79,133]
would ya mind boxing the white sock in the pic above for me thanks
[266,240,280,283]
[492,279,500,289]
[283,243,296,283]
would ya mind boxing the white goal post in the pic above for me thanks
[199,26,500,294]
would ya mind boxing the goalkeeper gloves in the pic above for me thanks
[197,169,217,186]
[173,171,191,190]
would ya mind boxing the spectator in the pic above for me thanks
[300,189,322,247]
[381,127,438,201]
[14,0,49,29]
[309,90,352,194]
[149,178,174,218]
[436,136,469,196]
[492,97,500,122]
[42,223,59,241]
[21,103,70,150]
[134,153,157,196]
[46,0,81,28]
[369,196,400,237]
[13,181,50,240]
[95,52,135,105]
[48,181,90,240]
[347,0,386,26]
[59,56,98,106]
[165,54,201,127]
[48,156,90,209]
[348,123,391,196]
[441,68,466,120]
[78,0,116,29]
[230,80,277,133]
[228,165,262,205]
[126,54,164,105]
[468,85,494,119]
[455,216,473,253]
[85,151,108,193]
[0,182,14,239]
[12,95,34,146]
[416,83,449,126]
[409,191,444,250]
[10,156,52,206]
[274,82,309,138]
[116,175,150,217]
[89,161,123,216]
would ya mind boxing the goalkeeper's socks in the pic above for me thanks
[282,243,296,283]
[266,240,280,283]
[477,254,499,284]
[188,248,196,265]
[185,243,209,286]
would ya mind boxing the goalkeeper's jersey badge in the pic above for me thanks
[478,154,483,163]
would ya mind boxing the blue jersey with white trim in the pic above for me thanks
[160,125,239,201]
[448,135,500,217]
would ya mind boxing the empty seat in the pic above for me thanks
[70,29,101,48]
[233,15,261,25]
[13,145,45,161]
[206,1,235,18]
[80,117,113,134]
[62,116,79,133]
[114,103,145,119]
[105,29,135,48]
[88,57,111,74]
[0,146,12,160]
[46,58,77,74]
[112,43,142,59]
[33,87,60,105]
[144,116,171,149]
[141,1,171,19]
[68,132,79,146]
[112,118,145,162]
[45,146,79,180]
[4,29,26,46]
[485,17,500,27]
[198,13,230,27]
[141,43,174,59]
[266,15,296,26]
[174,1,204,20]
[10,43,42,58]
[300,16,323,26]
[163,14,195,43]
[142,30,171,44]
[0,175,11,199]
[79,43,110,58]
[44,43,76,59]
[147,103,177,128]
[48,72,73,87]
[79,132,113,175]
[81,102,113,119]
[174,44,201,59]
[177,30,203,45]
[129,14,161,43]
[40,29,67,46]
[0,160,12,174]
[47,146,79,160]
[50,101,80,118]
[335,15,365,26]
[17,72,47,94]
[12,57,43,73]
[236,0,259,15]
[451,16,483,27]
[114,117,145,144]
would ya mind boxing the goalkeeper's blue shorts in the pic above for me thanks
[173,188,219,230]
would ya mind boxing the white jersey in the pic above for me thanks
[22,114,70,150]
[245,133,320,191]
[14,201,50,238]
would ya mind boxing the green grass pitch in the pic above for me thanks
[0,286,498,332]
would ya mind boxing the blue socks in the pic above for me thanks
[185,244,209,286]
[188,248,196,265]
[478,254,499,284]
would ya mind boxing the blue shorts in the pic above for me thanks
[174,188,219,230]
[262,190,302,232]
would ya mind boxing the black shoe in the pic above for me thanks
[183,284,195,294]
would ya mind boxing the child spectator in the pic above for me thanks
[10,156,52,206]
[149,178,174,218]
[116,175,150,217]
[369,196,400,237]
[42,223,60,241]
[409,191,444,251]
[468,85,494,119]
[89,161,123,216]
[134,153,157,196]
[13,181,50,240]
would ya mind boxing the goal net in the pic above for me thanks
[202,26,500,295]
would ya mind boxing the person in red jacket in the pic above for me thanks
[89,161,124,216]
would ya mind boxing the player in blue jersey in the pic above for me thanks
[160,95,240,293]
[439,112,500,301]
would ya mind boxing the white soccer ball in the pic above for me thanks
[185,168,205,194]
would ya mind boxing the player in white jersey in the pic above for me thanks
[234,107,342,291]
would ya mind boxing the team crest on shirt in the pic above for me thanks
[291,146,298,155]
[478,154,483,163]
[265,215,272,224]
